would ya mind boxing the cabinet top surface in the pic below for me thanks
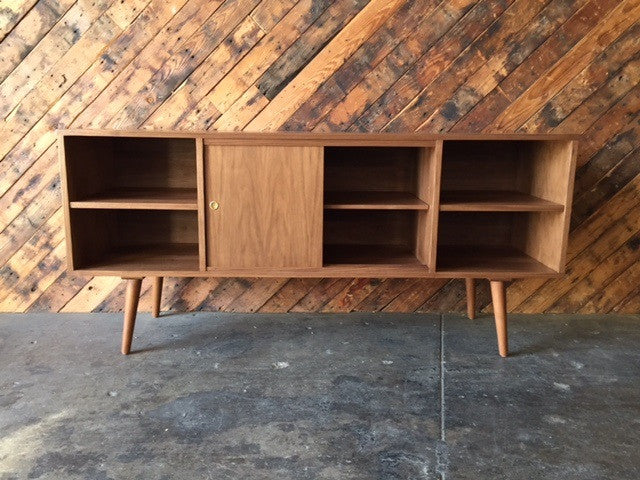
[59,129,579,143]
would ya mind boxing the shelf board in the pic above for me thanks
[70,188,198,210]
[436,245,558,277]
[324,191,429,210]
[439,190,564,212]
[79,243,199,272]
[323,244,430,276]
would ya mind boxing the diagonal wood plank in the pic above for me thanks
[0,0,38,40]
[284,0,473,131]
[350,0,514,133]
[387,0,556,132]
[0,0,74,80]
[245,0,405,130]
[0,0,114,119]
[490,0,640,131]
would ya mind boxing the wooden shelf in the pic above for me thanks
[439,190,564,212]
[436,245,558,276]
[324,191,429,210]
[81,243,199,272]
[70,188,198,210]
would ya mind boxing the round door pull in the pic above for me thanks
[209,200,219,210]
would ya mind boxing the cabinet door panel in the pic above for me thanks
[205,145,323,269]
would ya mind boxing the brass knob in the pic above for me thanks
[209,200,219,210]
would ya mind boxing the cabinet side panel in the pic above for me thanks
[59,133,74,270]
[512,212,564,272]
[196,138,206,271]
[515,140,577,271]
[205,145,323,269]
[416,141,442,271]
[528,140,576,204]
[557,140,578,272]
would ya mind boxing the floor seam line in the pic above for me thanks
[439,313,446,480]
[440,313,445,442]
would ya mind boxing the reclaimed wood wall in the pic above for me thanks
[1,0,639,315]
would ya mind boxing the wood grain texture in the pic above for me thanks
[204,144,323,269]
[465,278,476,319]
[490,280,509,357]
[1,0,638,314]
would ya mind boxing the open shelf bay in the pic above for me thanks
[323,244,430,276]
[81,243,199,272]
[436,245,558,277]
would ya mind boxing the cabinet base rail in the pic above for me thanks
[119,276,510,357]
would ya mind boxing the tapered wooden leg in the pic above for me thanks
[489,280,508,357]
[465,278,475,320]
[152,277,163,318]
[122,278,142,355]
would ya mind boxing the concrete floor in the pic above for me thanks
[0,313,639,479]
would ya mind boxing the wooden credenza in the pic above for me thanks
[59,130,578,357]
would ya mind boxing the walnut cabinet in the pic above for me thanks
[59,130,578,357]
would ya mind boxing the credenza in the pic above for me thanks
[59,130,578,357]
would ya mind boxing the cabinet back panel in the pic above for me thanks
[438,212,515,247]
[324,147,419,192]
[111,210,198,247]
[441,141,522,191]
[324,210,416,247]
[438,211,565,272]
[113,138,197,189]
[64,136,115,200]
